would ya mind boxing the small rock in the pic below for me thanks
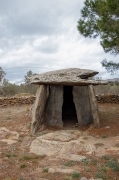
[56,168,74,174]
[105,126,110,129]
[56,154,86,162]
[0,127,19,140]
[48,168,55,173]
[89,178,103,180]
[80,177,88,180]
[1,139,17,145]
[49,167,75,174]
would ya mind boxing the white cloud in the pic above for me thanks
[0,0,118,83]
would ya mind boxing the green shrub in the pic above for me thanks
[20,164,26,168]
[106,158,119,172]
[72,172,80,178]
[43,168,48,173]
[95,172,106,179]
[81,157,90,164]
[64,161,76,167]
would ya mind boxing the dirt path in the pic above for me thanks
[0,104,119,180]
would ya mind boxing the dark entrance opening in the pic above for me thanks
[62,86,78,127]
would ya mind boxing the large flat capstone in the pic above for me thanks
[30,68,107,86]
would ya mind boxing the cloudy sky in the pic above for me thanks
[0,0,118,84]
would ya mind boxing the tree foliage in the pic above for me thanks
[24,70,37,85]
[101,59,119,74]
[77,0,119,55]
[0,81,38,96]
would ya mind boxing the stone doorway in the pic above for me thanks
[62,86,78,127]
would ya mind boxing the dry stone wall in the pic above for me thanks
[96,94,119,103]
[0,95,35,107]
[0,94,119,107]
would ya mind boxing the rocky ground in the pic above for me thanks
[0,103,119,180]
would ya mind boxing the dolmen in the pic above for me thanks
[30,68,107,135]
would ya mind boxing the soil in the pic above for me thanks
[0,103,119,180]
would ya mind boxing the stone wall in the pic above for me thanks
[96,94,119,103]
[0,95,35,107]
[0,94,119,107]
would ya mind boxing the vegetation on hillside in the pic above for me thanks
[0,67,119,96]
[0,69,38,96]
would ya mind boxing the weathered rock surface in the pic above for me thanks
[56,154,86,162]
[0,127,19,140]
[31,85,49,135]
[30,130,119,158]
[1,139,17,144]
[40,131,79,142]
[0,127,19,144]
[48,167,75,173]
[43,85,63,127]
[30,138,63,156]
[89,85,100,128]
[80,178,88,180]
[30,68,107,85]
[30,166,75,178]
[30,130,96,157]
[73,86,93,126]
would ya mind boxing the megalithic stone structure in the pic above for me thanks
[30,68,107,135]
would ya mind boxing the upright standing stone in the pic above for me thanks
[43,85,63,127]
[31,85,49,135]
[73,86,93,126]
[88,85,100,128]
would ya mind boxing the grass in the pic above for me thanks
[6,116,11,120]
[86,169,91,172]
[95,172,106,180]
[72,172,80,178]
[91,159,98,165]
[106,158,119,172]
[101,155,110,160]
[5,154,17,158]
[101,135,107,138]
[64,161,76,167]
[20,164,27,168]
[98,166,108,173]
[115,143,119,147]
[43,168,49,173]
[81,157,90,164]
[64,176,72,180]
[19,155,43,161]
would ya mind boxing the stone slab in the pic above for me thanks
[43,85,63,127]
[30,85,49,135]
[88,85,100,128]
[73,86,93,126]
[30,68,107,85]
